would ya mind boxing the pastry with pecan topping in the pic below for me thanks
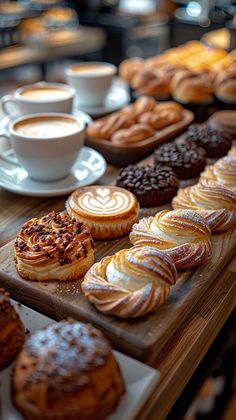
[14,211,94,281]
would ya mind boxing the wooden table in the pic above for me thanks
[0,164,235,420]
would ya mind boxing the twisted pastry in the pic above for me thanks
[201,156,236,192]
[131,69,171,97]
[82,246,177,318]
[111,123,155,145]
[138,109,182,130]
[130,210,212,270]
[172,179,236,233]
[86,113,134,140]
[15,211,95,281]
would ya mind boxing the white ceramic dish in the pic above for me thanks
[0,301,160,420]
[0,146,106,197]
[74,78,130,117]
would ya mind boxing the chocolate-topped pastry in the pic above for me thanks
[0,289,25,370]
[116,164,179,207]
[154,139,206,179]
[12,319,125,420]
[186,124,232,158]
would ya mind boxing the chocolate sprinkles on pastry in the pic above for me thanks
[116,164,179,207]
[186,124,232,158]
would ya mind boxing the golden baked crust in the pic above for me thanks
[172,179,236,233]
[118,57,144,82]
[171,69,214,103]
[138,109,181,130]
[130,210,212,270]
[86,113,135,140]
[82,246,177,318]
[66,185,139,240]
[214,69,236,102]
[111,123,155,145]
[0,289,25,370]
[131,69,171,97]
[15,211,94,281]
[201,156,236,192]
[12,319,125,420]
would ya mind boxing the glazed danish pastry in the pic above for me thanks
[66,186,139,239]
[82,246,177,318]
[201,156,236,192]
[0,289,25,370]
[130,210,212,270]
[172,179,236,233]
[12,319,125,420]
[14,211,94,281]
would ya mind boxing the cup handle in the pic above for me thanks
[0,133,19,165]
[1,95,18,118]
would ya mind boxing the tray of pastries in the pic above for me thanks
[85,95,194,166]
[0,290,159,420]
[0,142,235,363]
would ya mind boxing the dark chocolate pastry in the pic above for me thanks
[154,139,206,179]
[116,164,179,207]
[186,124,232,158]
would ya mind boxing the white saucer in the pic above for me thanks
[0,146,106,197]
[74,78,130,117]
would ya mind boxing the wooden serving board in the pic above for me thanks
[0,214,235,365]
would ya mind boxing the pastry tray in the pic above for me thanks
[0,300,160,420]
[85,109,194,166]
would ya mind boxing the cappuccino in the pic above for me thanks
[15,116,79,138]
[71,64,114,76]
[21,86,71,101]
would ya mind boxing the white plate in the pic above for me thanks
[0,146,106,197]
[74,78,130,117]
[0,301,160,420]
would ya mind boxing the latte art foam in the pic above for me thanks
[78,188,132,215]
[21,87,71,101]
[15,117,79,138]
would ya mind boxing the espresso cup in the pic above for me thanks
[6,113,84,181]
[1,82,75,118]
[65,62,117,107]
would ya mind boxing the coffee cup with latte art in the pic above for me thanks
[1,82,75,118]
[5,113,84,181]
[65,62,116,107]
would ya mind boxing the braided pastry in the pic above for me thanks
[82,246,177,318]
[171,69,214,103]
[201,156,236,192]
[111,123,155,145]
[131,69,171,97]
[130,210,212,270]
[15,211,95,281]
[86,113,135,140]
[138,109,182,130]
[172,179,236,233]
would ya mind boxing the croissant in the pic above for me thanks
[214,69,236,103]
[131,69,171,97]
[119,57,144,82]
[86,113,135,140]
[15,211,95,281]
[201,156,236,192]
[82,246,177,318]
[130,209,212,270]
[172,179,236,233]
[171,69,214,103]
[138,109,182,130]
[111,123,155,145]
[132,95,157,117]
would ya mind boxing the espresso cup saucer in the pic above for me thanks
[74,78,130,117]
[0,146,106,197]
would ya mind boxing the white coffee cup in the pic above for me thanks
[5,113,84,181]
[65,62,117,107]
[1,82,75,118]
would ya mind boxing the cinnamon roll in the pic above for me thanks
[172,179,236,233]
[0,289,25,370]
[201,156,236,192]
[66,186,139,240]
[15,211,95,281]
[82,246,177,318]
[12,319,125,420]
[130,210,212,270]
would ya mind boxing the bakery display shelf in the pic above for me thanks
[0,203,235,366]
[0,300,160,420]
[85,109,194,166]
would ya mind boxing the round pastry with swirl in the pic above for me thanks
[201,156,236,192]
[12,319,125,420]
[82,246,177,318]
[14,211,95,281]
[66,186,139,240]
[172,179,236,233]
[130,210,212,270]
[0,289,25,370]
